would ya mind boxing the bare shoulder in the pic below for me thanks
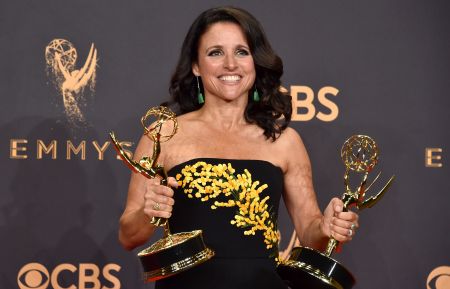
[277,127,303,145]
[275,127,311,172]
[276,127,307,155]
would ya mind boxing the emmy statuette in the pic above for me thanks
[277,135,395,289]
[110,106,214,282]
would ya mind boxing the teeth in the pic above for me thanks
[220,75,241,81]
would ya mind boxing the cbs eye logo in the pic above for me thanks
[17,262,121,289]
[18,263,49,289]
[427,266,450,289]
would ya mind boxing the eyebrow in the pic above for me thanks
[205,44,250,53]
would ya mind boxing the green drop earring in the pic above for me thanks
[253,87,260,102]
[196,76,205,104]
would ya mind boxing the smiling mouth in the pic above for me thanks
[219,75,242,82]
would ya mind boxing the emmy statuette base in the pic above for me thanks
[138,230,214,282]
[277,246,355,289]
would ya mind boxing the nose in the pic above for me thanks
[224,54,237,70]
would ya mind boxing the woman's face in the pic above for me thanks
[192,22,256,103]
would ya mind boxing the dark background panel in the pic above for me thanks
[1,1,449,289]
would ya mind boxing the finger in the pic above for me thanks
[143,198,173,218]
[143,178,161,191]
[150,201,173,213]
[331,229,352,242]
[331,223,355,240]
[335,211,359,223]
[332,217,358,229]
[144,207,172,219]
[331,198,344,215]
[148,192,175,206]
[167,177,179,188]
[149,184,175,198]
[144,188,175,207]
[332,218,359,235]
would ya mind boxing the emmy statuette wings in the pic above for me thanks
[110,106,214,282]
[277,135,395,289]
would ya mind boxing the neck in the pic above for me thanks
[197,98,248,131]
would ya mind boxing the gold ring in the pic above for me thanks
[153,202,161,211]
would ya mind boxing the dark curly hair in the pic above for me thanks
[166,6,292,141]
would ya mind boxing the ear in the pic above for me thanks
[192,62,200,76]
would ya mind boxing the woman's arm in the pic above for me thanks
[280,128,358,251]
[118,134,177,250]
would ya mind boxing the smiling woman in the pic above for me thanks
[168,6,291,141]
[192,22,256,104]
[118,6,360,289]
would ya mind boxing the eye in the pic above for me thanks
[207,49,223,57]
[236,49,250,56]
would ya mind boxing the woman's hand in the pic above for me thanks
[322,198,359,242]
[143,177,178,220]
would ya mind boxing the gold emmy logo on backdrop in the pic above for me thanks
[45,39,98,125]
[110,106,214,282]
[427,266,450,289]
[277,135,395,289]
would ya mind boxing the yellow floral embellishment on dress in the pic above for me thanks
[176,161,279,254]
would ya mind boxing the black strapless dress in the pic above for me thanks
[155,158,288,289]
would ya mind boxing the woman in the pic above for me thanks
[119,6,359,289]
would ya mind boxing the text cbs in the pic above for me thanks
[17,263,121,289]
[284,85,339,121]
